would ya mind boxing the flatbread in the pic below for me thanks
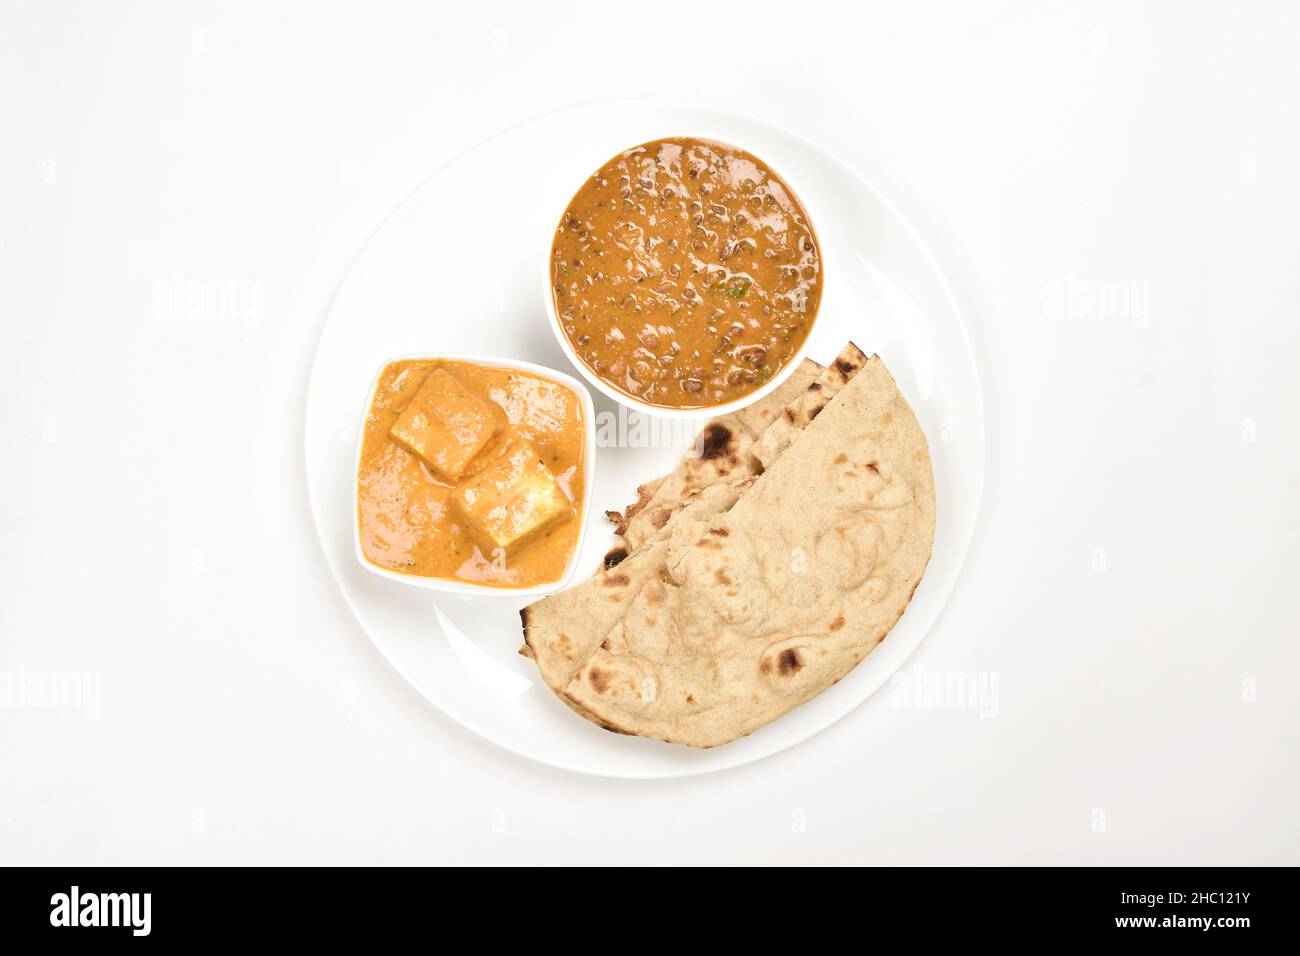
[524,346,863,689]
[609,358,821,555]
[750,342,869,470]
[522,539,670,692]
[557,356,935,747]
[522,344,914,745]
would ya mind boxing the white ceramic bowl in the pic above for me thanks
[352,353,597,598]
[542,133,825,421]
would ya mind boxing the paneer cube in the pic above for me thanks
[389,368,505,483]
[450,439,573,557]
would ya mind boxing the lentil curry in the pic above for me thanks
[357,359,585,588]
[551,137,822,409]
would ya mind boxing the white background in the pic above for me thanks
[2,0,1297,865]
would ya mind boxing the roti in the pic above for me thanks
[522,349,934,747]
[524,345,861,694]
[605,357,821,559]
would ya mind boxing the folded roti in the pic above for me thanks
[524,345,864,697]
[607,358,822,558]
[616,343,870,574]
[524,351,934,747]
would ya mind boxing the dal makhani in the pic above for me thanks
[551,137,822,409]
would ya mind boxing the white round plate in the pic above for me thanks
[305,102,984,778]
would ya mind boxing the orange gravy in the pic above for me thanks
[357,359,585,588]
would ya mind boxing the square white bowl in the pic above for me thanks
[353,353,597,598]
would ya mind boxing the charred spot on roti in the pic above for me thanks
[865,462,880,475]
[808,381,821,391]
[834,452,848,464]
[518,608,540,660]
[650,508,672,530]
[708,527,729,537]
[604,573,630,587]
[588,667,608,694]
[699,423,733,460]
[715,568,733,586]
[833,347,868,380]
[759,644,812,681]
[784,408,797,423]
[604,546,629,569]
[808,404,824,420]
[600,639,611,650]
[829,615,846,631]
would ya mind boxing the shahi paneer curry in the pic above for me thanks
[551,137,822,410]
[357,359,586,588]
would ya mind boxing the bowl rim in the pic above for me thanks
[352,352,597,598]
[542,131,825,421]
